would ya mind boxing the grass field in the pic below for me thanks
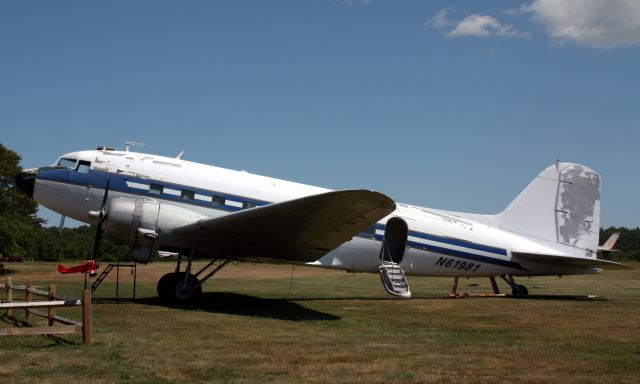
[1,261,639,384]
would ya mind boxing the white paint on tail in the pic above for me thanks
[496,163,601,257]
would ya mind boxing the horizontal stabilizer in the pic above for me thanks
[513,251,631,270]
[598,233,620,252]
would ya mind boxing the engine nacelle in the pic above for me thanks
[104,197,160,263]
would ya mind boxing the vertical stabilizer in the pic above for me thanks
[497,163,601,255]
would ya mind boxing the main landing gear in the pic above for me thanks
[445,274,529,298]
[500,274,529,296]
[157,250,230,303]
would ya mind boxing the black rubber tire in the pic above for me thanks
[512,284,529,296]
[157,272,177,301]
[157,272,203,303]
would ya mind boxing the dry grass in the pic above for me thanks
[1,261,639,384]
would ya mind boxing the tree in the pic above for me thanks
[0,144,131,260]
[0,144,42,257]
[0,143,39,220]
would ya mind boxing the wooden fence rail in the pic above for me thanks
[0,277,91,343]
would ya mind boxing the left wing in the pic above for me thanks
[171,189,395,262]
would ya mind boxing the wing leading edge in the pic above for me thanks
[171,189,396,262]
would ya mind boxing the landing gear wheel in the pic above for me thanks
[157,273,176,300]
[512,284,529,296]
[157,272,202,303]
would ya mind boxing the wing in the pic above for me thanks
[171,189,395,262]
[512,251,632,270]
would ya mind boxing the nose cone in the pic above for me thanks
[15,171,36,198]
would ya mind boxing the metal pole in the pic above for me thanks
[133,263,137,300]
[116,259,120,299]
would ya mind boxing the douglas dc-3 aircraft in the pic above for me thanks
[15,146,629,301]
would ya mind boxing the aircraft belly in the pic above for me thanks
[312,238,525,277]
[312,238,381,273]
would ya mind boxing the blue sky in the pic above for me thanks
[2,0,639,228]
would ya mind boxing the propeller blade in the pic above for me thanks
[101,178,111,209]
[57,215,66,236]
[91,178,111,261]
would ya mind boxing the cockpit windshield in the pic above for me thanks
[57,158,77,169]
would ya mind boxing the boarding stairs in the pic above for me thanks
[378,227,411,298]
[91,264,114,292]
[91,262,137,299]
[379,261,411,298]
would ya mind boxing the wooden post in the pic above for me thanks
[82,289,91,344]
[25,281,33,324]
[452,277,459,295]
[5,277,12,317]
[48,284,56,327]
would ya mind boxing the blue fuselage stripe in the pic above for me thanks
[408,230,508,256]
[374,223,507,256]
[372,234,523,271]
[371,223,522,270]
[36,168,271,212]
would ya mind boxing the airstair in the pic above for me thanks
[379,261,411,298]
[378,217,411,298]
[91,262,137,299]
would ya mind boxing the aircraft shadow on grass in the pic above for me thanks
[132,292,342,321]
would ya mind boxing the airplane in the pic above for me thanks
[14,146,630,301]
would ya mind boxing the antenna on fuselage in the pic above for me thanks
[125,142,145,152]
[176,150,185,159]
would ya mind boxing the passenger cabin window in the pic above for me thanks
[211,195,225,206]
[243,202,257,209]
[149,183,164,195]
[76,160,91,173]
[57,158,77,169]
[181,190,195,201]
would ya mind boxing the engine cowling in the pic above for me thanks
[104,197,160,263]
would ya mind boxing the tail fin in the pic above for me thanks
[497,162,601,255]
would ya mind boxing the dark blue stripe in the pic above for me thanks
[37,168,271,212]
[373,234,525,271]
[408,231,507,256]
[374,223,507,256]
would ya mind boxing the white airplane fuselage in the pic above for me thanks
[27,149,606,281]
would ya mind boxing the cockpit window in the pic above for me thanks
[57,158,77,169]
[76,160,91,173]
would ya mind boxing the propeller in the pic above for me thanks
[91,178,111,260]
[57,215,66,236]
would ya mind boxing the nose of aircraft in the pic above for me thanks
[15,170,36,198]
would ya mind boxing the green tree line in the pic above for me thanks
[600,227,640,260]
[0,143,129,262]
[1,143,639,262]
